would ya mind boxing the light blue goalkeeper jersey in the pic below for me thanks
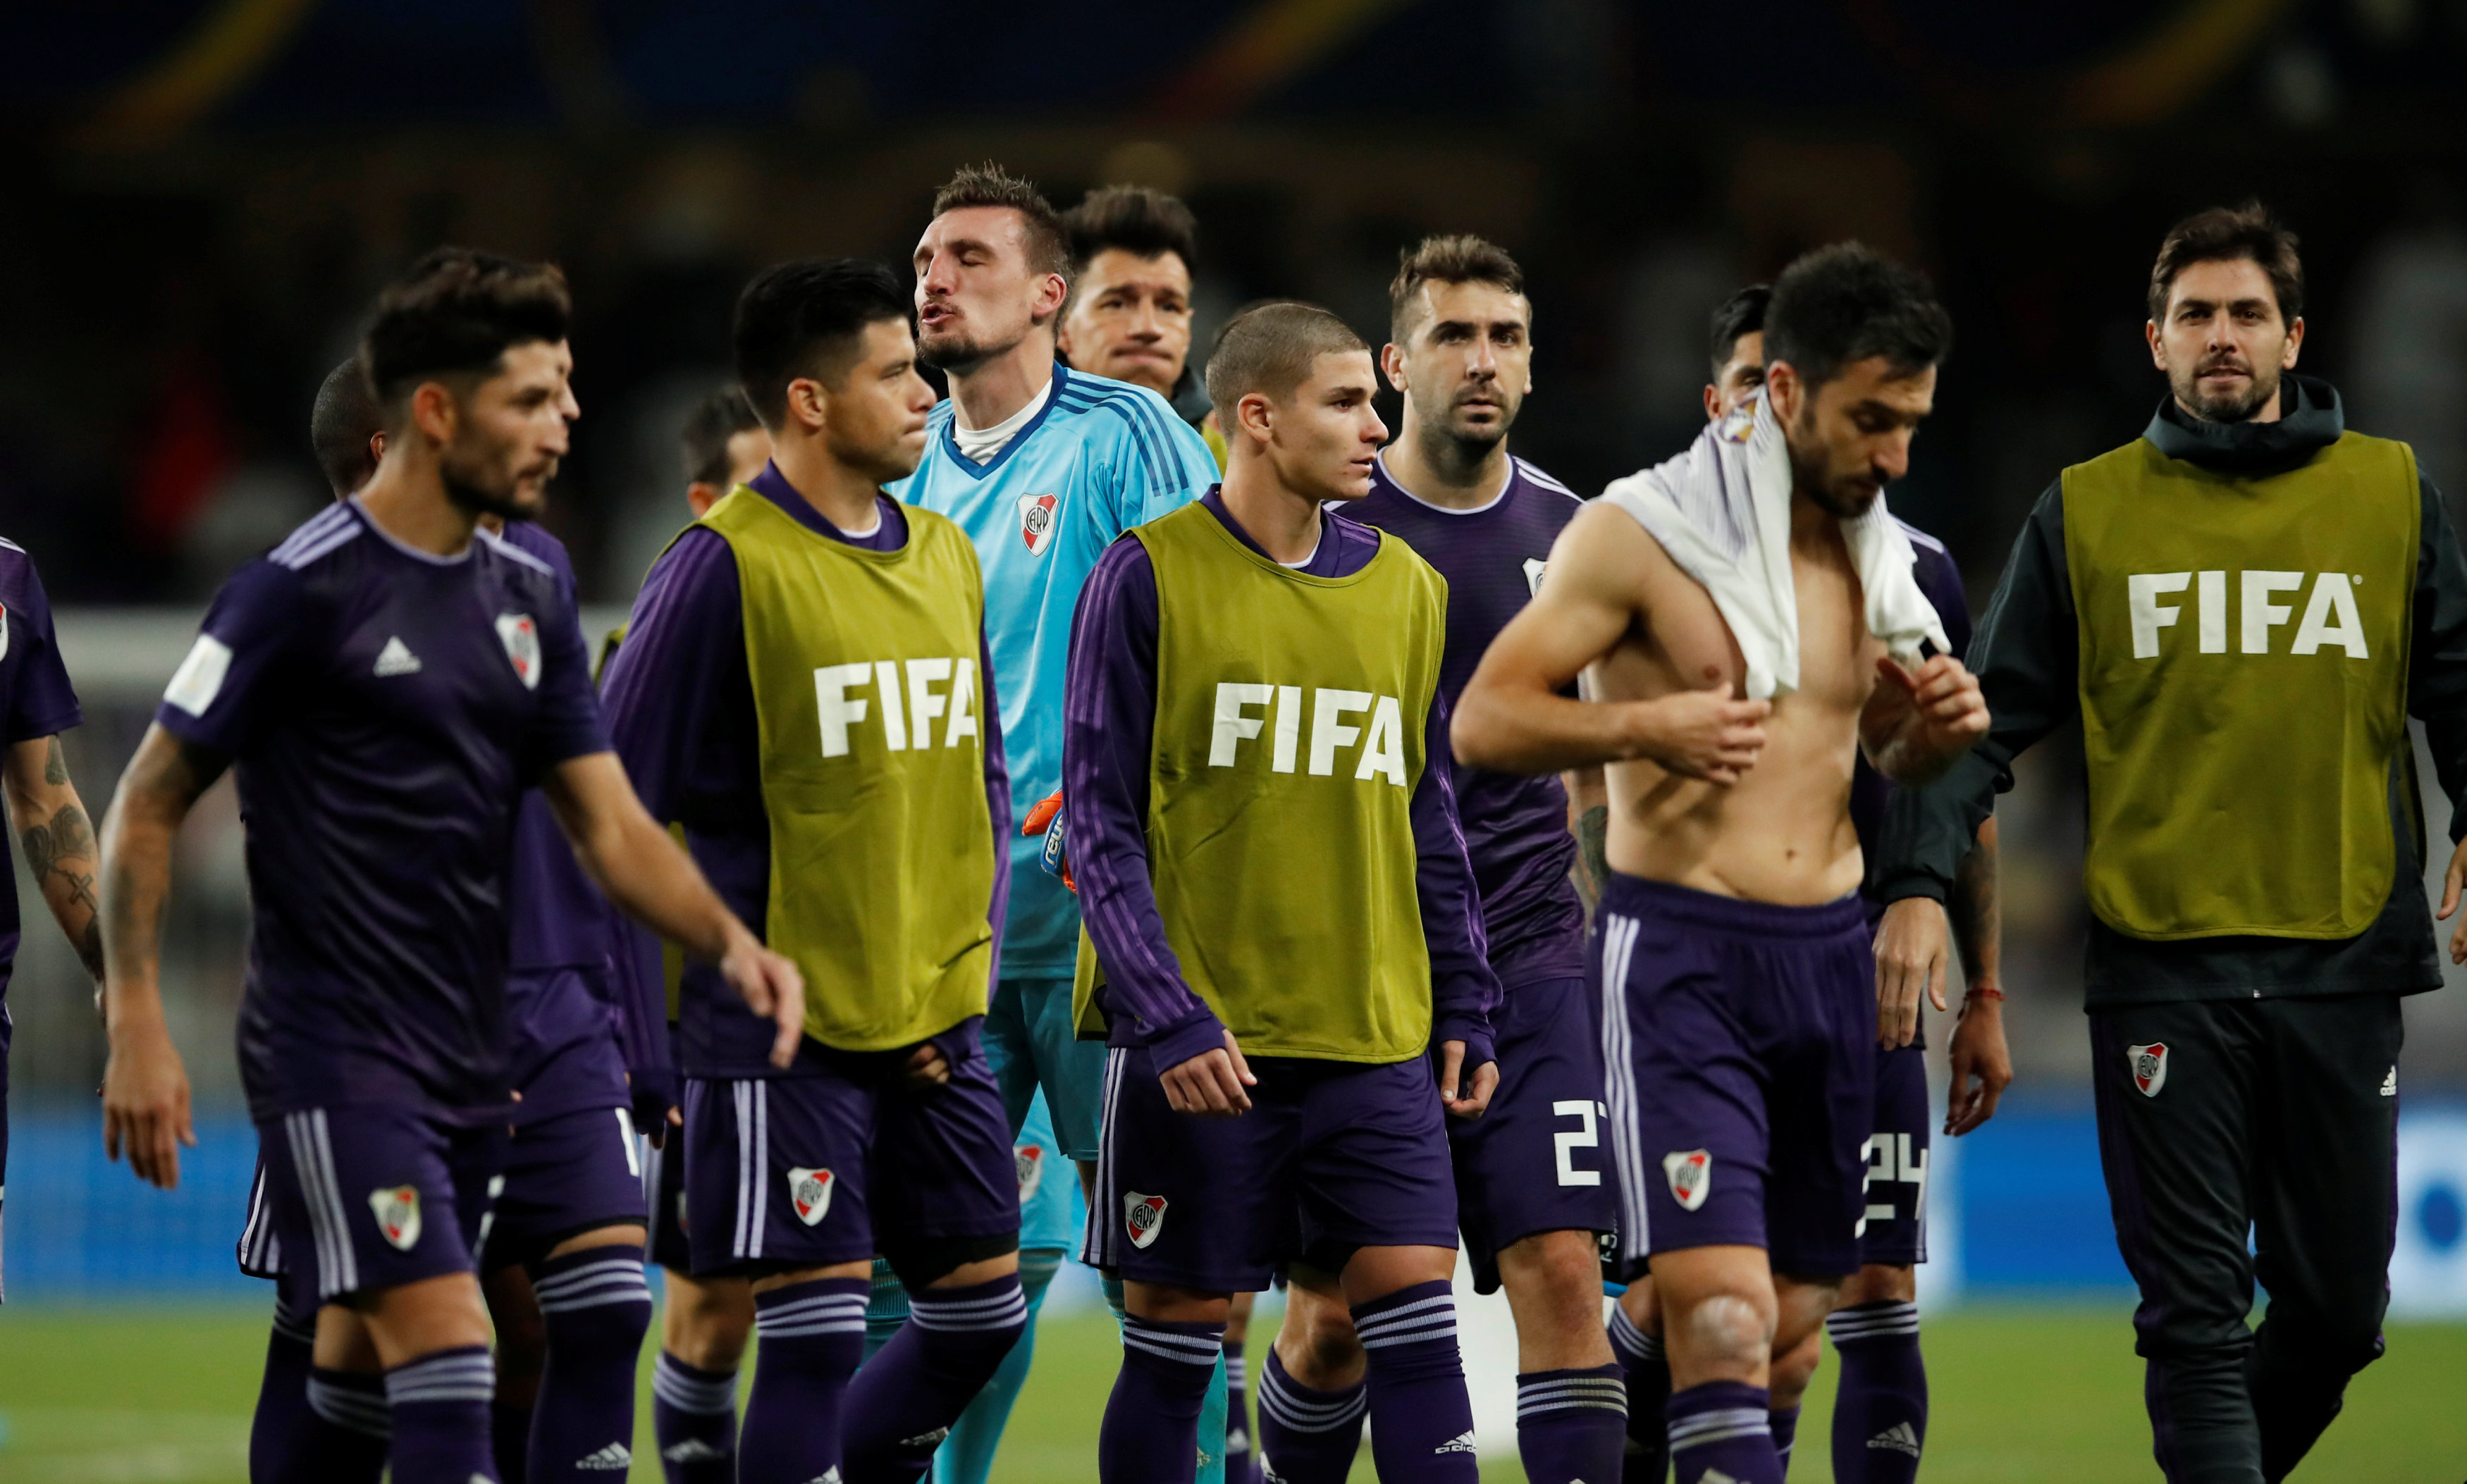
[892,363,1217,979]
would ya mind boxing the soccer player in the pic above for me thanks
[1874,204,2467,1484]
[1057,185,1202,409]
[640,384,770,1484]
[97,248,804,1484]
[1066,301,1501,1483]
[600,256,1027,1484]
[1258,236,1622,1484]
[1607,285,2014,1483]
[0,536,104,1299]
[1454,244,1986,1484]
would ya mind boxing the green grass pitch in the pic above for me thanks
[1,1303,2461,1480]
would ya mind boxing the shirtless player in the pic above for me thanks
[1453,243,1986,1484]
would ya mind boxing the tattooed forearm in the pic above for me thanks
[43,736,66,786]
[23,798,104,977]
[1950,816,2002,989]
[1577,805,1609,910]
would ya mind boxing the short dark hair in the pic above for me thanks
[932,162,1071,284]
[359,247,571,413]
[1709,284,1771,376]
[1064,185,1198,276]
[1762,244,1951,390]
[732,258,911,431]
[310,358,384,498]
[2147,202,2304,325]
[681,385,763,487]
[1205,301,1368,412]
[1389,234,1525,340]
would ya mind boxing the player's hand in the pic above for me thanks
[1874,655,1990,773]
[645,1104,683,1151]
[101,1012,195,1190]
[717,925,806,1069]
[1160,1031,1256,1117]
[2440,835,2467,964]
[903,1042,952,1089]
[1436,1040,1499,1118]
[1630,677,1769,784]
[1872,896,1950,1049]
[1945,989,2013,1136]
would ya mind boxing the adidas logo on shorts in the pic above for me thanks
[574,1442,632,1470]
[1869,1421,1922,1457]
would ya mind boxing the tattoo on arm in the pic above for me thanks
[1950,824,2001,988]
[21,799,104,979]
[43,736,66,786]
[1577,805,1609,909]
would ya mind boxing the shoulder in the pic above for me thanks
[473,524,570,607]
[1510,456,1584,511]
[265,502,367,575]
[1047,369,1210,470]
[0,536,39,612]
[489,520,578,591]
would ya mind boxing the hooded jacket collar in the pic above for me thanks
[2143,372,2344,478]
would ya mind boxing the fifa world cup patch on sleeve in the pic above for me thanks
[369,1186,423,1250]
[164,633,234,715]
[1125,1192,1168,1249]
[1663,1150,1711,1212]
[2128,1042,2170,1098]
[787,1167,836,1226]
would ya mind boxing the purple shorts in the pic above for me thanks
[645,1116,692,1273]
[1596,874,1874,1280]
[1452,975,1618,1294]
[1083,1049,1459,1293]
[258,1104,508,1302]
[681,1031,1018,1277]
[1861,1039,1931,1267]
[486,1103,646,1270]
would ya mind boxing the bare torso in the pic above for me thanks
[1592,506,1882,905]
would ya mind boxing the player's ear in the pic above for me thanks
[2145,318,2167,371]
[1763,359,1801,425]
[1380,342,1407,394]
[410,381,458,445]
[1236,390,1275,445]
[2281,315,2304,368]
[784,377,829,435]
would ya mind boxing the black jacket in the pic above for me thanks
[1874,374,2467,1006]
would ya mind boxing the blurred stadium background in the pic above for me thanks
[5,0,2467,1478]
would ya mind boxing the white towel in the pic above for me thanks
[1597,390,1950,700]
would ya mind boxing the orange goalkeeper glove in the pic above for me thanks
[1022,790,1076,894]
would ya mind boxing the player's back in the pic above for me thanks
[1348,454,1587,984]
[158,500,605,1123]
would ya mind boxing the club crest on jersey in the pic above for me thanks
[787,1167,835,1226]
[1018,493,1059,556]
[1124,1192,1167,1249]
[496,613,541,691]
[369,1186,422,1250]
[1015,1144,1045,1202]
[1663,1149,1712,1212]
[2129,1042,2170,1097]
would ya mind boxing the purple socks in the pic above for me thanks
[1668,1380,1781,1484]
[1770,1404,1800,1478]
[383,1345,501,1484]
[1224,1344,1259,1484]
[527,1244,653,1481]
[248,1304,317,1483]
[1100,1313,1227,1482]
[296,1364,390,1484]
[846,1272,1030,1480]
[1351,1280,1479,1482]
[651,1352,740,1483]
[1826,1300,1926,1483]
[1255,1347,1365,1483]
[1609,1302,1671,1483]
[1518,1364,1630,1484]
[739,1276,868,1484]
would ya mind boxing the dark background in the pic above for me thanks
[4,0,2467,1101]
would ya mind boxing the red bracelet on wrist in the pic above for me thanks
[1963,986,2006,1003]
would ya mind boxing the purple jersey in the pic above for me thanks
[1850,521,1971,918]
[598,463,1011,1080]
[156,500,608,1124]
[0,540,82,1011]
[1063,490,1498,1076]
[1349,454,1587,989]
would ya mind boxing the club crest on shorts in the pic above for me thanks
[1663,1149,1712,1212]
[2128,1042,2170,1098]
[1124,1192,1167,1249]
[1018,493,1059,556]
[1015,1144,1045,1202]
[495,613,541,691]
[787,1167,835,1226]
[368,1185,422,1250]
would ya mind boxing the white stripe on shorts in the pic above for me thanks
[1079,1048,1127,1270]
[284,1109,359,1297]
[1598,913,1652,1261]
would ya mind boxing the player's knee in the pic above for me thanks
[1768,1327,1823,1406]
[1838,1262,1917,1308]
[1277,1286,1367,1387]
[1500,1229,1608,1304]
[1678,1292,1774,1373]
[663,1279,754,1371]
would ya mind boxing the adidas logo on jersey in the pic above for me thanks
[2382,1065,2398,1096]
[1435,1430,1477,1454]
[573,1442,632,1470]
[1869,1421,1923,1457]
[374,636,422,676]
